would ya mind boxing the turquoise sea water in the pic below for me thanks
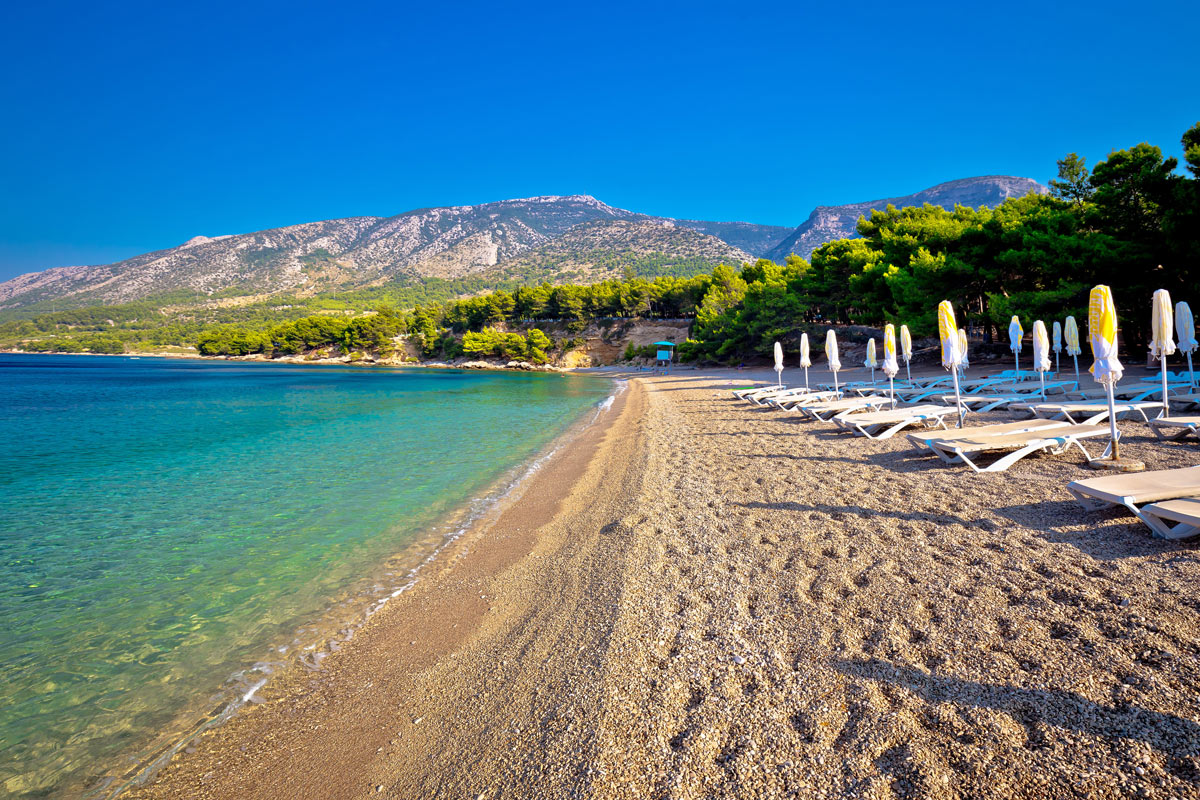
[0,354,613,798]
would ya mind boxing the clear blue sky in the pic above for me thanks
[1,0,1196,281]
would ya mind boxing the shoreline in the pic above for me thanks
[121,376,647,800]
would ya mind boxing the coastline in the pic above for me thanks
[120,368,1200,799]
[121,375,647,800]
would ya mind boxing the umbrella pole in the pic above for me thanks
[776,368,782,389]
[1073,354,1079,381]
[1055,351,1060,374]
[804,366,809,392]
[890,376,895,409]
[1189,351,1196,388]
[1162,356,1170,419]
[871,366,875,384]
[1014,351,1019,377]
[905,361,911,382]
[1106,382,1120,461]
[951,369,964,428]
[1040,371,1046,401]
[833,371,840,397]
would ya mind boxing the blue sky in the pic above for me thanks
[0,0,1196,281]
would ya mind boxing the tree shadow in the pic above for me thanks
[835,657,1200,768]
[991,500,1200,559]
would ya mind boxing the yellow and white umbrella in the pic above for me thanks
[798,332,812,391]
[1176,301,1196,387]
[1008,315,1024,375]
[900,324,913,381]
[1052,320,1063,374]
[957,328,970,372]
[1088,285,1124,459]
[773,341,785,387]
[864,339,878,383]
[1065,315,1081,380]
[1151,290,1175,417]
[825,329,841,395]
[882,324,899,407]
[1032,320,1051,400]
[938,301,965,427]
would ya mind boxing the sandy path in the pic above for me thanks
[129,372,1200,800]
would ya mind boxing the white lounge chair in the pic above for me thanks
[796,396,890,421]
[1147,416,1200,441]
[935,393,1028,413]
[1011,400,1163,425]
[1140,498,1200,538]
[906,418,1073,453]
[927,424,1110,473]
[831,404,956,439]
[767,390,838,409]
[1066,466,1200,539]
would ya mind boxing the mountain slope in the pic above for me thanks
[765,176,1049,262]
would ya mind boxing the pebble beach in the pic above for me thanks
[128,368,1200,800]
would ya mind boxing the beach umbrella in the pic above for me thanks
[900,324,913,382]
[1065,316,1081,380]
[773,341,784,388]
[825,329,841,395]
[957,328,970,373]
[1008,316,1023,376]
[1151,290,1175,418]
[1176,301,1196,387]
[1032,320,1052,400]
[1052,320,1063,374]
[798,332,812,391]
[938,301,965,427]
[882,323,899,407]
[865,339,878,384]
[1088,285,1124,461]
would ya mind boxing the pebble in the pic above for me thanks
[732,655,746,665]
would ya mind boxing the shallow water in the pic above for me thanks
[0,354,612,798]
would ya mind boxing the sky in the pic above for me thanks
[1,0,1196,281]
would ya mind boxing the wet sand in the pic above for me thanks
[129,369,1200,800]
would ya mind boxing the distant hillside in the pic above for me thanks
[766,176,1049,261]
[494,219,752,284]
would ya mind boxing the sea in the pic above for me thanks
[0,354,615,798]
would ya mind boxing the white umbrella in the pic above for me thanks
[1052,320,1063,374]
[900,324,913,382]
[882,323,899,408]
[773,341,785,388]
[1032,320,1052,400]
[1089,285,1124,461]
[798,332,812,391]
[1177,301,1196,388]
[1151,290,1175,418]
[825,329,841,396]
[938,301,965,427]
[1065,316,1081,380]
[1008,316,1023,376]
[865,339,878,384]
[957,328,970,374]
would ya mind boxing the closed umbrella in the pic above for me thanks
[900,324,913,382]
[1088,285,1124,461]
[1033,320,1052,400]
[865,339,878,384]
[1151,290,1175,418]
[773,341,784,388]
[798,332,812,391]
[938,301,965,427]
[958,328,970,374]
[882,323,899,408]
[1008,316,1023,376]
[1065,316,1081,380]
[1176,301,1196,388]
[1052,320,1063,374]
[825,330,841,396]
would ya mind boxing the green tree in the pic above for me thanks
[1049,153,1092,205]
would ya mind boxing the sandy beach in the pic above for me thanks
[127,368,1200,800]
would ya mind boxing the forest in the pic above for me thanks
[3,122,1197,363]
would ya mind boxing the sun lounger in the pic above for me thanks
[935,393,1027,413]
[927,424,1110,472]
[1011,400,1163,425]
[1066,466,1200,539]
[1146,415,1200,441]
[767,390,838,409]
[731,385,771,399]
[796,396,890,421]
[906,418,1072,452]
[1067,383,1188,402]
[1139,498,1200,538]
[831,404,955,439]
[737,386,790,403]
[1168,392,1200,410]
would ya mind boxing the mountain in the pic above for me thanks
[765,176,1049,262]
[0,196,783,310]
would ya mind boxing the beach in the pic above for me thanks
[127,369,1200,800]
